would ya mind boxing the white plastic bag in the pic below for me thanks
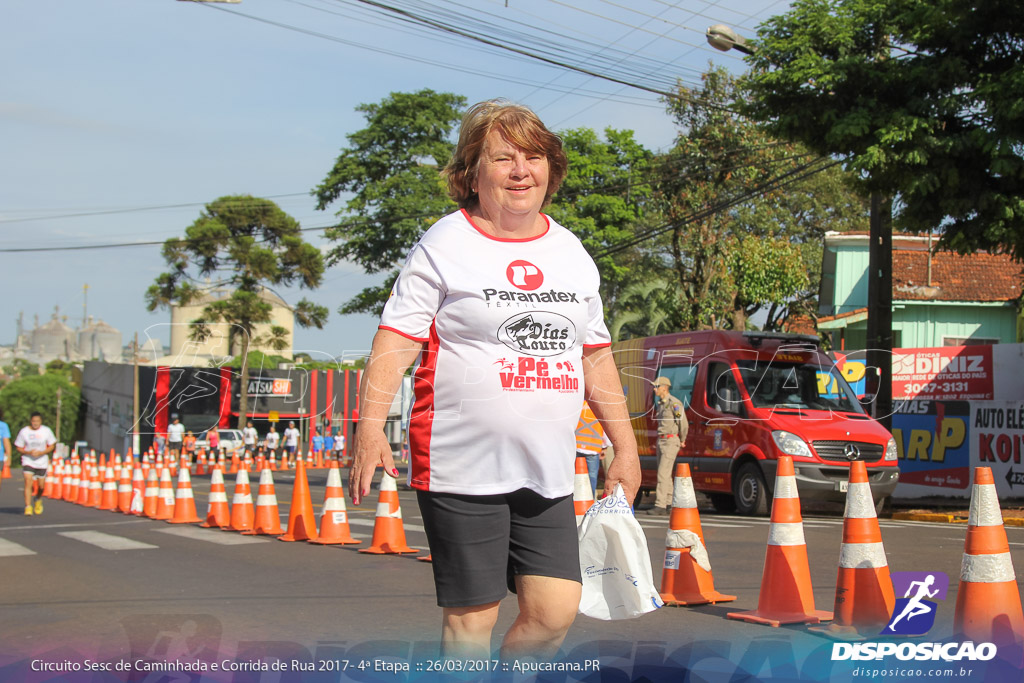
[577,484,664,620]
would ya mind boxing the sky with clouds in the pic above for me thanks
[1,0,788,361]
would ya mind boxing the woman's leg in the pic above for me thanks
[501,575,581,660]
[441,601,501,658]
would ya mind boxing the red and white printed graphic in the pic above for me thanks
[506,260,544,290]
[892,345,993,400]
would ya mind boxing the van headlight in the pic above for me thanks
[772,430,813,458]
[884,437,898,462]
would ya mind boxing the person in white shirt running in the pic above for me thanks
[283,422,300,465]
[167,414,185,459]
[351,100,640,661]
[264,425,280,458]
[15,412,56,515]
[242,421,258,454]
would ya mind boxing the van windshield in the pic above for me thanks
[735,359,864,414]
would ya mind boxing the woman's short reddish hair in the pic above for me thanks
[443,99,567,209]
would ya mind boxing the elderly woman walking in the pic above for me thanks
[350,99,640,660]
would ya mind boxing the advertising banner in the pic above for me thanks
[891,345,993,400]
[971,400,1024,499]
[891,400,971,497]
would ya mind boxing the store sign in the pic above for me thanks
[891,346,993,400]
[247,378,292,397]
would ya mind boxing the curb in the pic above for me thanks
[891,512,1024,526]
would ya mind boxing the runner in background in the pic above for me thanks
[0,408,11,496]
[15,412,56,515]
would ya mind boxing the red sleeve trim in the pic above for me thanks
[378,325,429,343]
[583,342,612,349]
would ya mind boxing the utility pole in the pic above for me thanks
[56,387,63,443]
[133,332,141,455]
[866,193,894,430]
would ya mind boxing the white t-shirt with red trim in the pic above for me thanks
[379,209,610,498]
[15,424,56,470]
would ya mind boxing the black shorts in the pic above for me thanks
[23,465,47,478]
[416,488,581,608]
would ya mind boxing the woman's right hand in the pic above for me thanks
[348,425,398,506]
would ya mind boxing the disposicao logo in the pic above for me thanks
[831,571,998,663]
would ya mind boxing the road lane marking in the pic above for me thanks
[156,527,269,545]
[58,531,158,550]
[0,537,36,556]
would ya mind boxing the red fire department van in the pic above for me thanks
[612,330,899,515]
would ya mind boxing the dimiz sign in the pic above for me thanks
[247,378,293,397]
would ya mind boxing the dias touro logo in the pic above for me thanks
[506,260,544,290]
[497,311,577,357]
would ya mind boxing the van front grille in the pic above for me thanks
[811,440,884,462]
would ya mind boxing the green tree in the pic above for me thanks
[546,127,659,321]
[658,65,867,330]
[315,89,466,316]
[146,195,328,430]
[744,0,1024,259]
[2,359,40,379]
[0,373,80,444]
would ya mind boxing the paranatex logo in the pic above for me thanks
[831,571,998,663]
[506,259,544,290]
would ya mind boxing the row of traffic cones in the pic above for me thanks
[631,456,1023,652]
[37,449,417,555]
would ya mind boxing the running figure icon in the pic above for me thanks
[887,574,940,631]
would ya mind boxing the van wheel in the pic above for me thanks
[734,463,769,516]
[710,494,737,514]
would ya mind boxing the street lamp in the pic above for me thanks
[705,24,893,429]
[706,24,754,56]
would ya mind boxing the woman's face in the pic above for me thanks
[474,129,549,220]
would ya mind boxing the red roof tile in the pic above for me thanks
[893,249,1023,302]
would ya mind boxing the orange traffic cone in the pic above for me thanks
[810,461,894,639]
[1,456,10,479]
[130,466,145,515]
[143,467,160,518]
[48,460,63,499]
[660,463,736,606]
[199,465,231,529]
[727,456,833,627]
[168,467,202,524]
[573,457,595,525]
[117,464,134,513]
[244,468,284,536]
[269,451,278,471]
[87,463,103,508]
[953,467,1024,649]
[77,459,92,505]
[228,469,255,532]
[279,458,318,542]
[196,450,207,476]
[42,461,56,498]
[67,458,82,503]
[152,467,175,521]
[359,474,416,554]
[98,465,119,510]
[310,461,360,545]
[229,451,240,475]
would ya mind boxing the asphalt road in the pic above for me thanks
[1,467,1022,682]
